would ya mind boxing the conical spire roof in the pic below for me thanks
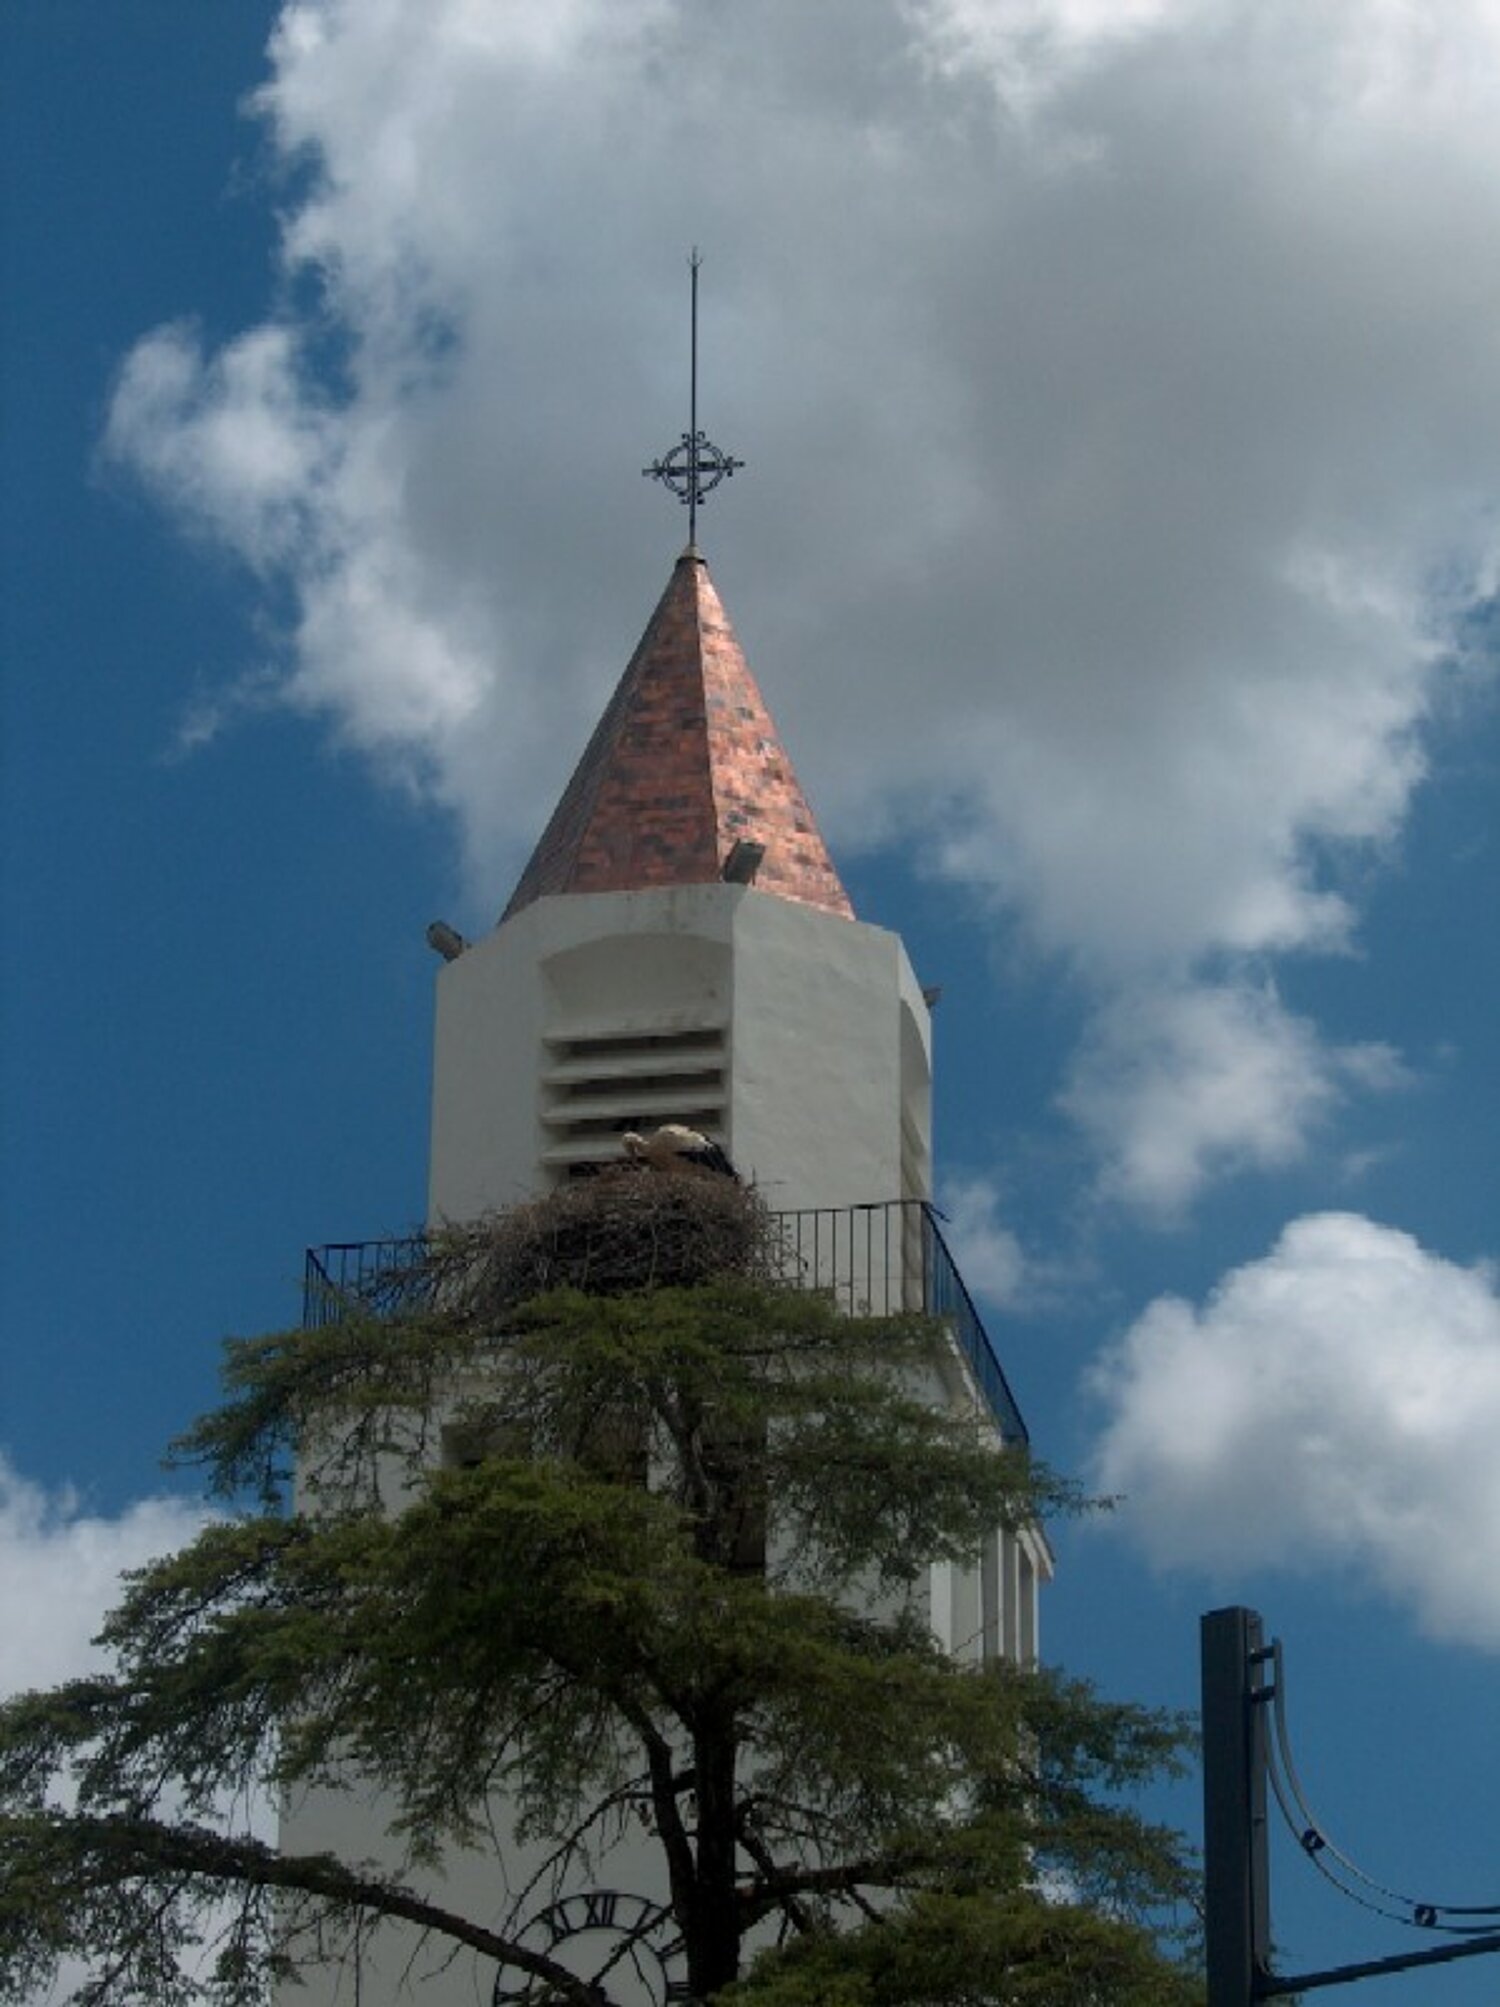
[501,550,853,923]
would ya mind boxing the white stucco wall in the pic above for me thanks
[427,885,931,1224]
[278,1771,677,2007]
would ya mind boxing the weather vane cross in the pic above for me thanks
[643,248,744,546]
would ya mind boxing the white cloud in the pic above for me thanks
[0,1464,272,2005]
[0,1456,214,1696]
[938,1174,1028,1307]
[907,0,1197,126]
[1087,1214,1500,1650]
[105,323,330,574]
[104,0,1500,1200]
[1060,980,1407,1219]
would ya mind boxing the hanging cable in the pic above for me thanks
[1265,1637,1500,1934]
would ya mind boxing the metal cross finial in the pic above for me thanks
[643,248,744,546]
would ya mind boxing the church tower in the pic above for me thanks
[289,268,1046,1994]
[290,542,1046,2007]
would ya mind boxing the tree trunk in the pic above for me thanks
[688,1709,742,2002]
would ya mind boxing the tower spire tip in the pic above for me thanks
[643,249,743,545]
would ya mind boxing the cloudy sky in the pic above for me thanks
[4,1,1499,1995]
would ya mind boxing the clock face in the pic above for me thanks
[492,1890,690,2007]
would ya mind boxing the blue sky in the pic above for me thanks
[3,2,1500,1998]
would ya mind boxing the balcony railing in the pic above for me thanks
[304,1198,1027,1444]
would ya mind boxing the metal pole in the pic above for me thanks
[1203,1607,1272,2007]
[688,248,700,548]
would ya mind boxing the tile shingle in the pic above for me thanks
[501,551,853,924]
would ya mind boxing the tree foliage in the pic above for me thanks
[0,1204,1201,2006]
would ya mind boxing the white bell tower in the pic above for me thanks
[281,545,1045,2007]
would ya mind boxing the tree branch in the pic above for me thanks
[28,1814,612,2007]
[738,1849,922,1930]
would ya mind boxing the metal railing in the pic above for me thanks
[304,1198,1026,1443]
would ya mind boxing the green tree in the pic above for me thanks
[0,1190,1200,2007]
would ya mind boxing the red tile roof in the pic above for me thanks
[501,549,854,923]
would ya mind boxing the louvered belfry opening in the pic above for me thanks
[540,1024,729,1179]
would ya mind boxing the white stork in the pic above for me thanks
[621,1124,737,1179]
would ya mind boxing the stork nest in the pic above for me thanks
[405,1168,781,1328]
